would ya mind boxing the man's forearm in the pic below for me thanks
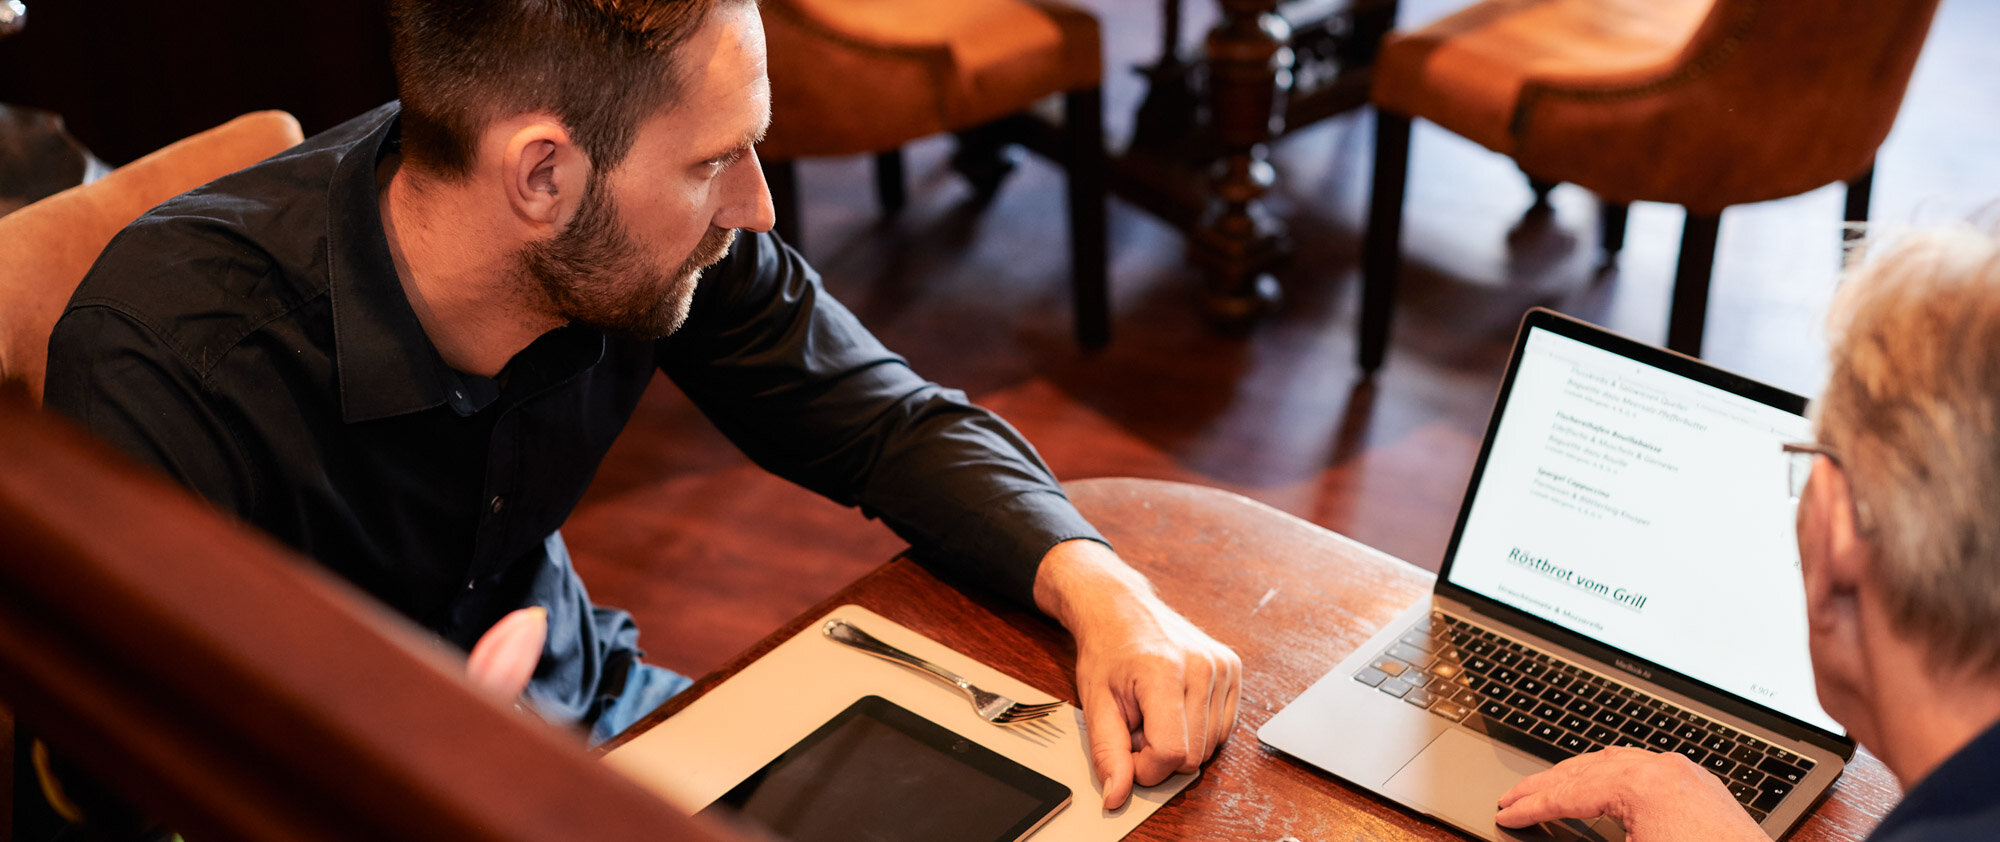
[1032,538,1158,628]
[1032,538,1243,808]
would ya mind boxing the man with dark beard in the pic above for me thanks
[43,0,1238,813]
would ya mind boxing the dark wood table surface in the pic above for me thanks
[609,477,1899,841]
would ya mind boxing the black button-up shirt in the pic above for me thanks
[45,103,1102,726]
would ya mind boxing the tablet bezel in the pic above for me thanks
[699,695,1071,842]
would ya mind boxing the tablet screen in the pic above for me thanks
[697,696,1071,842]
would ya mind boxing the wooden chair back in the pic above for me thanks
[0,391,742,841]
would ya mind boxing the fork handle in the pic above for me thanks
[823,619,975,696]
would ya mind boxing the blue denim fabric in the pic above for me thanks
[590,662,694,746]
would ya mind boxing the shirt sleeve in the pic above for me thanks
[44,301,257,516]
[657,231,1105,607]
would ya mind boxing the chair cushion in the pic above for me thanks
[0,110,302,405]
[1372,0,1711,154]
[761,0,1100,160]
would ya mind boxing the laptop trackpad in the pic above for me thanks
[1383,729,1621,842]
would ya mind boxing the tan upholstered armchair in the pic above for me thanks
[1358,0,1942,370]
[757,0,1109,347]
[0,110,304,405]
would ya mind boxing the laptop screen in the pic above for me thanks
[1442,318,1843,736]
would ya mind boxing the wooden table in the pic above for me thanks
[609,478,1898,840]
[1110,0,1398,325]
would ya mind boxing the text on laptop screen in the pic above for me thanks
[1445,327,1843,735]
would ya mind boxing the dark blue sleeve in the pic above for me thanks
[656,230,1105,606]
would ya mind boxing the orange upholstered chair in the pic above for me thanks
[1357,0,1942,371]
[0,110,304,404]
[757,0,1109,347]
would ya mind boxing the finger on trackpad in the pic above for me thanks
[1381,728,1620,842]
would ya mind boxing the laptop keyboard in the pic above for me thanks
[1353,611,1815,822]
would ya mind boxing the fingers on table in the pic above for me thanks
[1083,689,1138,809]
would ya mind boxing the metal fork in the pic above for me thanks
[823,619,1066,726]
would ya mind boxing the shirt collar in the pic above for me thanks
[326,103,495,423]
[325,102,614,422]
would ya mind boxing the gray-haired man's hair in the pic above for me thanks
[1817,223,2000,676]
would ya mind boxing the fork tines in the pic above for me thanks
[993,700,1066,724]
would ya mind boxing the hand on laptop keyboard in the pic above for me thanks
[1356,612,1813,823]
[1494,747,1767,842]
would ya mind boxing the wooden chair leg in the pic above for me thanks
[873,149,906,216]
[2,705,12,841]
[1526,172,1556,212]
[1064,87,1110,349]
[1600,201,1631,260]
[950,124,1021,202]
[1844,161,1875,248]
[763,157,802,252]
[1359,109,1412,376]
[1667,210,1722,357]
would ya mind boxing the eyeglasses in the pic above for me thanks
[1781,441,1842,501]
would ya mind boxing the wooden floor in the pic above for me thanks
[566,0,2000,679]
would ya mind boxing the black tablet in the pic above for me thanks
[696,695,1072,842]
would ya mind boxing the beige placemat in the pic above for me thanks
[604,605,1194,841]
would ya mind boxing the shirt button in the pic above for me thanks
[489,496,505,514]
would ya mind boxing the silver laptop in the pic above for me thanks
[1259,309,1854,841]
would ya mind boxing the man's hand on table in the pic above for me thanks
[1033,539,1242,810]
[1494,747,1768,842]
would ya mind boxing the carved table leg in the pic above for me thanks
[1193,0,1292,327]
